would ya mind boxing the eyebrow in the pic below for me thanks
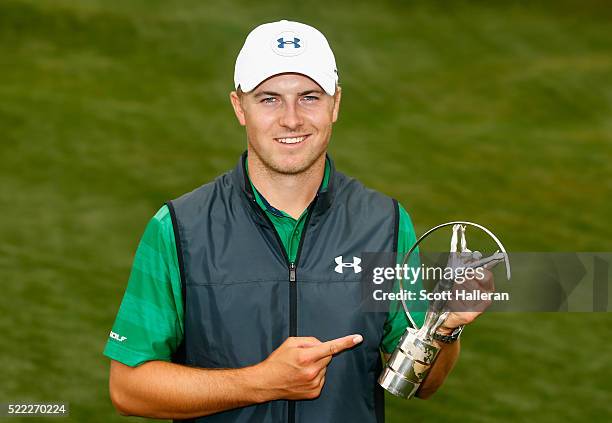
[253,91,280,98]
[299,89,325,96]
[253,89,325,98]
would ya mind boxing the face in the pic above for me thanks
[230,73,341,175]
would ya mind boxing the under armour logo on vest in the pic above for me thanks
[277,37,301,49]
[334,256,362,274]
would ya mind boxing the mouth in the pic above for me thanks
[274,134,310,145]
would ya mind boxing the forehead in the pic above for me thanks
[253,73,324,94]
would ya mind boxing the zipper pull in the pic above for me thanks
[289,262,296,282]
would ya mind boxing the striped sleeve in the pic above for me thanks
[103,205,184,367]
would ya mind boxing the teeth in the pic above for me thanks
[277,136,306,144]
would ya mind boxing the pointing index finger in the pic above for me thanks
[303,334,363,362]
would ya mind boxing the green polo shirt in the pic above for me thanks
[104,161,424,366]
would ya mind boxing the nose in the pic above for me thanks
[278,102,303,130]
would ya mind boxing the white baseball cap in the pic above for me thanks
[234,20,338,96]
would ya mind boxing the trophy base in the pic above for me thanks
[378,367,420,399]
[378,328,441,399]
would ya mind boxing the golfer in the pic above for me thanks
[105,20,492,422]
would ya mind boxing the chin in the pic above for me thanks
[273,163,309,175]
[254,147,326,176]
[269,158,315,175]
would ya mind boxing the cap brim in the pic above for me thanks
[238,66,337,96]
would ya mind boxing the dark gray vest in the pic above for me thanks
[167,153,399,423]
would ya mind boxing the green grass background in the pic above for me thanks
[1,0,611,421]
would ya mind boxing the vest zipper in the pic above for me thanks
[249,193,318,423]
[288,259,297,423]
[287,195,318,423]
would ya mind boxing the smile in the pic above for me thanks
[275,135,309,145]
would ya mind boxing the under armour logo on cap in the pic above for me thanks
[277,37,301,49]
[271,31,307,57]
[334,256,362,274]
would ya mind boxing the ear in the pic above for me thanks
[229,91,247,126]
[331,86,342,123]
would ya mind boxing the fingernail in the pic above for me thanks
[352,335,363,344]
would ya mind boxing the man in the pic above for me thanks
[105,20,492,422]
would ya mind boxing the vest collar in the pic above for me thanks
[232,151,336,225]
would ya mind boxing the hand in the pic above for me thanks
[255,334,363,401]
[439,267,495,334]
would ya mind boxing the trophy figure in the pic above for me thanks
[378,222,511,399]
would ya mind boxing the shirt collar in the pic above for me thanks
[245,154,331,218]
[234,151,336,225]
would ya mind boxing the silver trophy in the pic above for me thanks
[378,221,511,399]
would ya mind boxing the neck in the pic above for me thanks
[247,153,326,219]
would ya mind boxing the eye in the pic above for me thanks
[302,95,320,102]
[260,97,278,104]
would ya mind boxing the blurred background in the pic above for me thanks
[1,0,611,421]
